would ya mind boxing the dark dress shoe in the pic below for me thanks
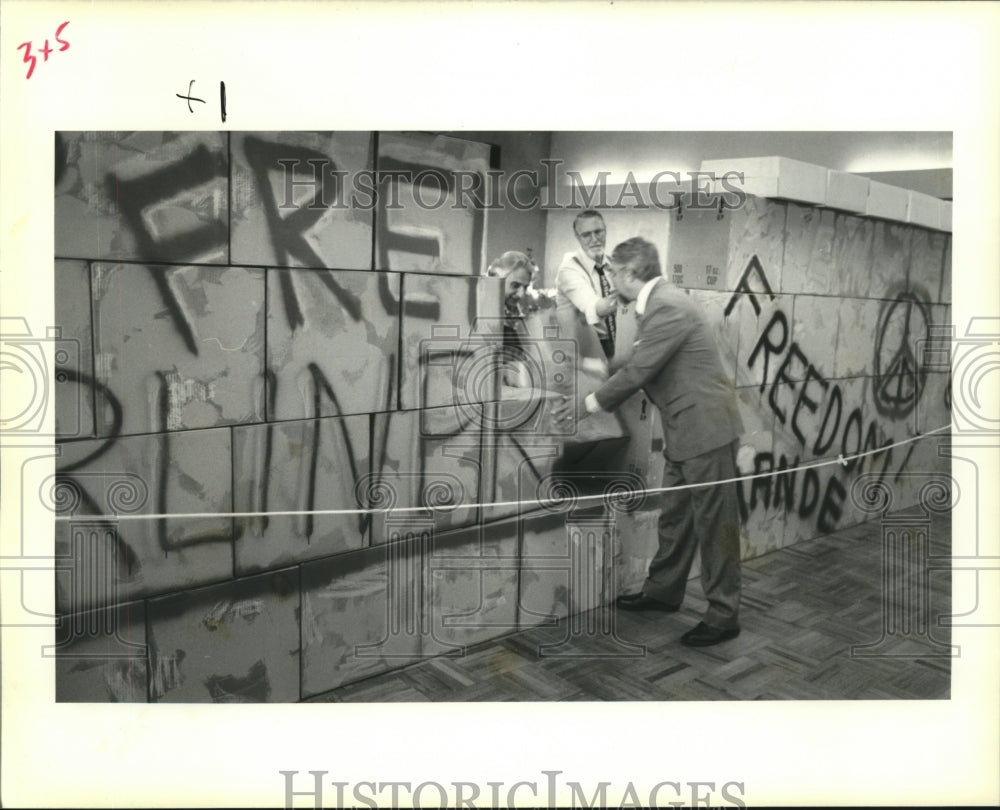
[615,592,680,612]
[680,621,740,647]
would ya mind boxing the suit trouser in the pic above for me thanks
[642,439,741,630]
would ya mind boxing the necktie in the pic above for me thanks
[595,263,616,347]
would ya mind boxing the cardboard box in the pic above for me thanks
[940,200,953,232]
[825,170,870,213]
[866,179,910,221]
[907,190,947,230]
[701,156,827,205]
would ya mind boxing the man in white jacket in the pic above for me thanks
[555,209,619,361]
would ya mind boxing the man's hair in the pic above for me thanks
[610,237,662,282]
[486,250,534,280]
[572,209,605,235]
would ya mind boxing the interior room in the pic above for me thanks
[50,129,953,702]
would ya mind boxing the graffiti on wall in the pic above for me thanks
[724,255,943,536]
[873,289,931,419]
[54,132,512,605]
[54,132,951,609]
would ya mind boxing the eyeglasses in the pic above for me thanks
[576,227,606,240]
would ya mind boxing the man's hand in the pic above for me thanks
[595,294,618,318]
[551,392,591,426]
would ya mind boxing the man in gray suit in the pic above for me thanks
[555,236,744,647]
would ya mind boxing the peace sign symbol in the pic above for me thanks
[873,291,931,418]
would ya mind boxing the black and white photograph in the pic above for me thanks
[1,2,997,808]
[48,129,955,706]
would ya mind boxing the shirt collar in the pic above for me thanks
[578,248,606,271]
[634,277,661,316]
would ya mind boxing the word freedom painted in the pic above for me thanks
[280,770,748,809]
[278,159,749,212]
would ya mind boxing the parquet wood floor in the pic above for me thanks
[306,508,953,702]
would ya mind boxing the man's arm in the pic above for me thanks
[593,300,692,412]
[555,260,603,325]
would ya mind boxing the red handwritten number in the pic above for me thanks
[18,22,69,79]
[17,41,36,79]
[55,21,71,51]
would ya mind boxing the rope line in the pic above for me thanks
[51,424,952,522]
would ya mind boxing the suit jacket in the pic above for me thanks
[555,249,615,347]
[594,278,743,461]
